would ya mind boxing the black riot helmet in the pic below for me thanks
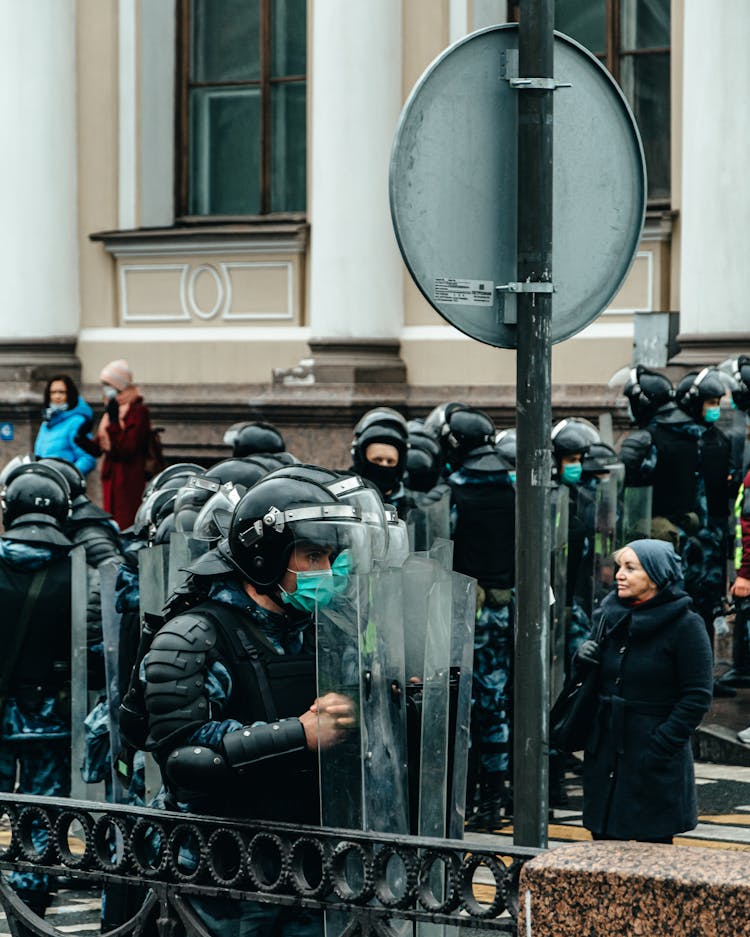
[350,407,409,496]
[495,428,517,468]
[173,457,277,534]
[2,463,72,545]
[224,473,369,592]
[676,367,727,422]
[0,453,35,489]
[582,442,619,478]
[260,464,390,565]
[718,355,750,412]
[551,418,593,464]
[622,365,674,427]
[37,457,87,503]
[441,407,496,468]
[405,447,442,493]
[143,462,205,499]
[225,421,286,458]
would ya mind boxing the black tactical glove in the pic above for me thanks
[106,397,119,423]
[575,639,601,671]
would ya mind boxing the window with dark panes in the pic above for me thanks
[511,1,670,202]
[178,0,307,218]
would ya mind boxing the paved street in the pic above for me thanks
[0,757,748,934]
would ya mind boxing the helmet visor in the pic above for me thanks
[192,484,244,542]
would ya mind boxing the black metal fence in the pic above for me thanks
[0,793,541,935]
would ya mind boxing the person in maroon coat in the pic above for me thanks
[77,360,151,530]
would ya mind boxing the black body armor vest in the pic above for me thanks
[0,553,71,694]
[449,480,515,589]
[651,423,730,521]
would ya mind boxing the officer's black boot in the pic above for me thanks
[549,753,569,809]
[465,772,509,832]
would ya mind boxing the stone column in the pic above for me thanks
[306,0,406,382]
[0,0,80,454]
[677,0,750,365]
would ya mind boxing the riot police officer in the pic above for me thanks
[143,469,369,935]
[223,420,286,458]
[349,407,412,516]
[440,406,516,830]
[0,463,75,916]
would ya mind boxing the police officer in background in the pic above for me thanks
[143,469,369,936]
[223,420,286,458]
[622,368,733,696]
[349,407,413,517]
[437,406,516,830]
[0,463,75,917]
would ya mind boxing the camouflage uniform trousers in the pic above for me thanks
[471,589,514,778]
[0,740,70,903]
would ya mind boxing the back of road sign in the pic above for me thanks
[389,24,646,348]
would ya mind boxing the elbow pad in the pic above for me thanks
[222,719,306,768]
[164,744,230,796]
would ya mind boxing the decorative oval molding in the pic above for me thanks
[187,264,225,320]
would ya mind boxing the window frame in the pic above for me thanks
[174,0,307,222]
[509,0,670,207]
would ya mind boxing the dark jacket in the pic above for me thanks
[582,584,712,840]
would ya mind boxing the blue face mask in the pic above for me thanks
[508,471,517,484]
[703,406,721,423]
[561,463,583,485]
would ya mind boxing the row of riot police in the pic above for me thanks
[1,362,748,929]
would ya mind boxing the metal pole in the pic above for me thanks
[513,0,554,849]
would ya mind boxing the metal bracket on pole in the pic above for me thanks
[501,50,571,90]
[497,281,555,324]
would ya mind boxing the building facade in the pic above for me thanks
[0,0,747,477]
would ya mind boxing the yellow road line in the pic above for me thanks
[698,814,750,825]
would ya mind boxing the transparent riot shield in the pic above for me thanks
[137,545,170,802]
[549,486,569,704]
[418,567,453,839]
[70,545,103,800]
[406,487,451,553]
[138,544,170,618]
[168,531,208,595]
[447,571,476,840]
[620,485,653,545]
[98,558,127,803]
[317,572,409,937]
[316,570,409,835]
[592,468,623,610]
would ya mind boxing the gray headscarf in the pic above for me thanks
[624,538,683,589]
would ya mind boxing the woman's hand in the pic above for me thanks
[731,576,750,599]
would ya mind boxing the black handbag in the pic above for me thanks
[549,618,605,753]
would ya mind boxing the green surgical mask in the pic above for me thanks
[703,406,721,423]
[508,471,517,484]
[331,550,353,594]
[561,463,582,485]
[280,570,335,614]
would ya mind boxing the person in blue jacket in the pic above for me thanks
[34,374,96,476]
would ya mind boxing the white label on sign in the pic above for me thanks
[434,277,494,306]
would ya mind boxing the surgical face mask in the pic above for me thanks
[561,463,583,485]
[331,550,353,593]
[703,405,721,423]
[280,569,336,614]
[508,471,517,484]
[102,385,119,401]
[45,403,68,419]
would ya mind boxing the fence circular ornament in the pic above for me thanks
[389,24,646,348]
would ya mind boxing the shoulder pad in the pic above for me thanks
[150,611,218,654]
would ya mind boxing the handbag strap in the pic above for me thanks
[0,566,50,699]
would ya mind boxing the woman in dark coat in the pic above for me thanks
[76,360,151,530]
[579,539,713,843]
